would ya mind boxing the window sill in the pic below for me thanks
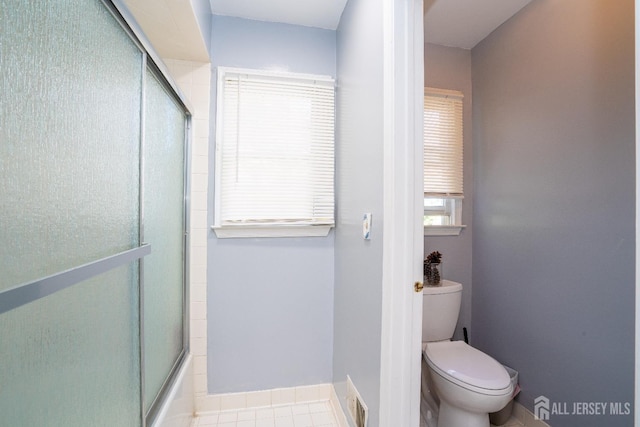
[423,225,466,236]
[212,224,333,239]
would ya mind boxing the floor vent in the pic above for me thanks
[346,375,368,427]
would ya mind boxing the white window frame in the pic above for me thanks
[423,87,466,236]
[423,196,464,236]
[212,67,335,238]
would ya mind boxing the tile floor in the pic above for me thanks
[191,400,339,427]
[191,399,524,427]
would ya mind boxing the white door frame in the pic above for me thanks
[379,0,424,425]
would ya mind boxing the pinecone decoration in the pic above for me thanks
[424,251,442,286]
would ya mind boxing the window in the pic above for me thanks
[423,88,465,236]
[213,67,335,238]
[423,197,461,226]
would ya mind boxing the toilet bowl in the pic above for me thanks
[420,344,440,427]
[424,341,512,427]
[422,281,512,427]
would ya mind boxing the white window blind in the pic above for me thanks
[423,88,463,196]
[214,68,335,232]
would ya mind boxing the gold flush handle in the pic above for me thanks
[414,281,424,293]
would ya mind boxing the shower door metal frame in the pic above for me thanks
[0,244,151,316]
[138,57,193,427]
[103,1,194,425]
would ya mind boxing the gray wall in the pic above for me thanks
[471,1,634,425]
[333,0,384,425]
[423,43,473,341]
[207,16,336,393]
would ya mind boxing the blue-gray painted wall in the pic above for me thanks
[333,0,385,425]
[423,43,473,342]
[207,16,336,393]
[190,0,212,56]
[471,1,634,425]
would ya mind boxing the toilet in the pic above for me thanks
[422,280,512,427]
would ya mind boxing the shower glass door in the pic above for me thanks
[143,67,188,419]
[0,0,143,424]
[0,0,190,425]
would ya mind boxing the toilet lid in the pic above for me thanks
[424,341,511,393]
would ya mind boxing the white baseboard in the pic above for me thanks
[196,383,333,413]
[195,383,350,426]
[329,384,350,427]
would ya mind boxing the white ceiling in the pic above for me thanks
[424,0,532,49]
[123,0,210,62]
[209,0,349,30]
[209,0,532,49]
[122,0,533,63]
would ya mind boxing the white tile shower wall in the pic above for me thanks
[164,59,211,411]
[196,385,339,414]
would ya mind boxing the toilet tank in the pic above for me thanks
[422,280,462,342]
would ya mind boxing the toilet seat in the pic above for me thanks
[424,341,511,397]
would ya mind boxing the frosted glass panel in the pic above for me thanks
[0,0,142,290]
[0,263,141,426]
[143,70,187,411]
